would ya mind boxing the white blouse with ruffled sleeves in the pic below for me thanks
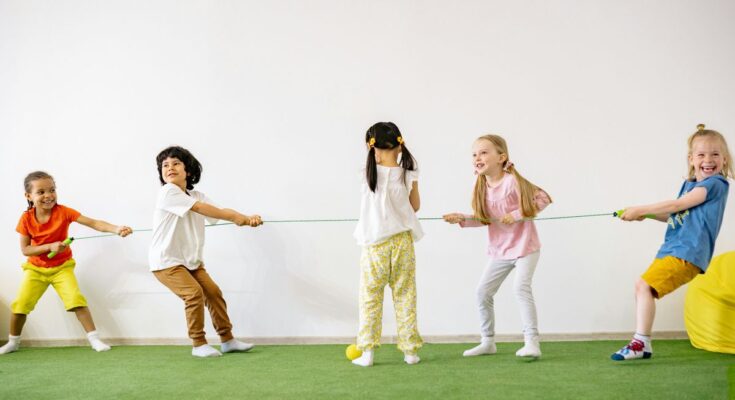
[353,165,424,246]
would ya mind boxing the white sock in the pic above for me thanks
[220,338,254,353]
[192,344,222,358]
[463,337,497,357]
[86,331,111,352]
[515,336,541,358]
[0,335,21,355]
[634,333,653,352]
[404,352,420,365]
[352,349,374,367]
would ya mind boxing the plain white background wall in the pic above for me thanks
[0,0,733,342]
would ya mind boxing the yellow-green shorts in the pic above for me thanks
[10,259,88,314]
[642,256,701,299]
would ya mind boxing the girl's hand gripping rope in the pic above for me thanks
[48,237,73,258]
[442,213,466,224]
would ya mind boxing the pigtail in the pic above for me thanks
[507,163,552,219]
[366,145,378,192]
[398,143,417,189]
[471,174,490,225]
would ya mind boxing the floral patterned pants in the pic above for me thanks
[357,231,423,354]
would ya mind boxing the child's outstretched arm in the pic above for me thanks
[191,201,262,227]
[443,213,487,227]
[76,215,133,236]
[443,213,466,224]
[620,187,707,222]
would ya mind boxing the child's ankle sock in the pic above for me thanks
[0,335,20,355]
[192,344,222,358]
[220,338,254,353]
[633,333,652,351]
[86,331,111,352]
[351,349,374,367]
[463,337,497,357]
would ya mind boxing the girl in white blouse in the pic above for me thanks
[352,122,423,367]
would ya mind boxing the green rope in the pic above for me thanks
[70,212,614,241]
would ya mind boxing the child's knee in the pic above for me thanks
[10,300,35,315]
[183,287,205,304]
[635,277,654,295]
[513,283,533,299]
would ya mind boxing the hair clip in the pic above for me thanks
[503,161,514,172]
[697,124,706,131]
[397,136,403,144]
[368,137,376,147]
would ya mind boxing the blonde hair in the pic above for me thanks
[471,135,551,224]
[688,124,733,180]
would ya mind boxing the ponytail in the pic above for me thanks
[366,146,378,192]
[471,174,490,224]
[507,164,550,218]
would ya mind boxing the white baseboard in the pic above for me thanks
[15,331,688,347]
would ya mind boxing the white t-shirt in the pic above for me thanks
[148,183,219,271]
[353,165,424,246]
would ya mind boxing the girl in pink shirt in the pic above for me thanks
[444,134,551,359]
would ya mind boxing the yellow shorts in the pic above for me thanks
[642,256,701,299]
[11,259,88,314]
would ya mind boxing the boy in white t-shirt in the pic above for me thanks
[150,146,263,358]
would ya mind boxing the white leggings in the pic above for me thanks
[476,251,540,340]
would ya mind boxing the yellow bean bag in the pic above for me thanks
[685,251,735,354]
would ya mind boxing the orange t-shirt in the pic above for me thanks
[16,204,81,268]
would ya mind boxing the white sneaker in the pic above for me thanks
[192,344,222,358]
[0,337,20,355]
[463,339,497,357]
[221,339,254,353]
[352,350,374,367]
[515,337,541,358]
[404,354,420,365]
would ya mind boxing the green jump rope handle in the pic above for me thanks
[613,209,657,219]
[48,237,74,258]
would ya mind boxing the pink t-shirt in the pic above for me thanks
[460,173,551,260]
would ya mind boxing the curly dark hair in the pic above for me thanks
[156,146,202,190]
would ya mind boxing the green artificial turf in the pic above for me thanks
[0,340,732,399]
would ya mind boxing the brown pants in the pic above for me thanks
[154,265,234,346]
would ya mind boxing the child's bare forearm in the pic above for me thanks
[21,243,52,257]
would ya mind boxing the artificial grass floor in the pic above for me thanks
[0,340,732,400]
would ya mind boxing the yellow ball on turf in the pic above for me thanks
[345,344,362,360]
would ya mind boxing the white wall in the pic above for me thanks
[1,0,734,342]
